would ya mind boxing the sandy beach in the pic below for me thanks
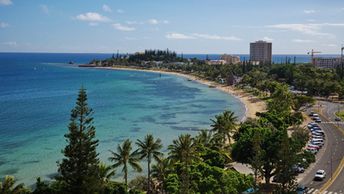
[94,66,266,120]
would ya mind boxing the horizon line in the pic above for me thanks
[0,51,341,55]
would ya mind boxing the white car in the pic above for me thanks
[314,170,326,181]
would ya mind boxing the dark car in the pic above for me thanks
[335,117,341,121]
[296,185,308,194]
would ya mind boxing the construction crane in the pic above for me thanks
[307,49,321,65]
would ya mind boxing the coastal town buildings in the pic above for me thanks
[313,57,341,68]
[206,54,241,65]
[220,54,241,64]
[206,60,227,65]
[250,40,272,64]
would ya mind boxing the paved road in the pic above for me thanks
[299,101,344,193]
[321,101,344,193]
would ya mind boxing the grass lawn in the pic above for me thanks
[335,111,344,120]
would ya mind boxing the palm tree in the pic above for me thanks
[211,110,237,145]
[136,134,163,194]
[194,129,213,148]
[109,139,142,191]
[168,134,198,194]
[0,175,28,194]
[98,162,115,186]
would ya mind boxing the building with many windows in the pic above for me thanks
[220,54,241,64]
[250,40,272,64]
[313,57,341,68]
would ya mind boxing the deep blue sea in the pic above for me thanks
[0,53,246,185]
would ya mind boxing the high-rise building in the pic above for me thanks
[250,40,272,64]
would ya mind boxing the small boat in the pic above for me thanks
[68,61,74,64]
[209,85,216,88]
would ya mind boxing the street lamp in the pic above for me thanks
[331,142,333,180]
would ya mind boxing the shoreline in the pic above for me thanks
[93,66,266,120]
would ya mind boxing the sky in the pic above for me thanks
[0,0,344,54]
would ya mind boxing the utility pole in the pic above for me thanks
[341,45,344,79]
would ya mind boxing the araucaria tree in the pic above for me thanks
[58,88,100,194]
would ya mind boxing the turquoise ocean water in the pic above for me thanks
[0,53,245,185]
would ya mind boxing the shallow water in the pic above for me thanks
[0,53,245,185]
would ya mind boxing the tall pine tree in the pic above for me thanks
[58,88,100,194]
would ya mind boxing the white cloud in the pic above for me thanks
[147,19,169,25]
[262,36,273,41]
[112,23,135,31]
[76,12,110,22]
[124,37,137,40]
[292,39,314,43]
[126,21,140,25]
[0,22,9,28]
[117,9,124,14]
[40,5,49,14]
[102,4,112,12]
[0,0,12,5]
[89,22,98,26]
[148,19,159,25]
[267,23,344,37]
[192,33,241,41]
[1,41,16,47]
[304,9,316,14]
[326,44,337,47]
[166,33,195,40]
[166,32,240,41]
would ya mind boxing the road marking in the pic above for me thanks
[306,188,339,194]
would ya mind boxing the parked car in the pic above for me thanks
[310,128,323,132]
[296,185,308,194]
[314,170,326,181]
[306,148,318,154]
[315,118,322,123]
[312,126,321,130]
[307,144,320,150]
[292,165,305,173]
[312,138,324,142]
[311,141,324,147]
[309,111,314,116]
[335,117,341,121]
[242,187,258,194]
[310,122,318,126]
[312,131,324,136]
[312,135,324,140]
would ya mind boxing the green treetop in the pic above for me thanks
[57,88,100,194]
